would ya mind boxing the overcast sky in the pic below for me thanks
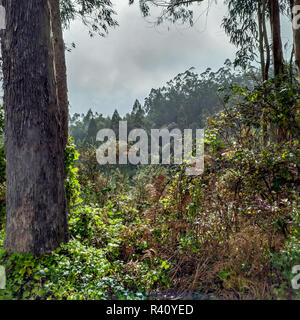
[63,1,293,117]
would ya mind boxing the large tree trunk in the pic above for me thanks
[293,0,300,78]
[269,0,284,77]
[49,0,69,148]
[1,0,69,256]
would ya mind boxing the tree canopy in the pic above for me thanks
[61,0,118,36]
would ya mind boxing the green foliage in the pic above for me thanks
[64,76,300,299]
[60,0,118,37]
[0,239,145,300]
[0,0,298,302]
[1,72,300,299]
[271,203,300,299]
[130,0,200,26]
[222,0,265,69]
[0,190,171,300]
[1,53,300,300]
[65,137,81,207]
[111,109,122,139]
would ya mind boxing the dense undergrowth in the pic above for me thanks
[0,78,299,300]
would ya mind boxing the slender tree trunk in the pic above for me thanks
[261,0,269,146]
[49,0,69,148]
[269,0,284,77]
[293,0,300,78]
[262,0,270,81]
[269,0,285,143]
[258,1,266,81]
[1,0,69,255]
[288,0,294,82]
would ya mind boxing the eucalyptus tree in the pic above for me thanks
[129,0,204,25]
[269,0,285,78]
[0,0,117,255]
[0,0,69,255]
[222,0,270,78]
[293,0,300,76]
[54,0,118,147]
[61,0,118,37]
[130,0,295,145]
[130,0,293,80]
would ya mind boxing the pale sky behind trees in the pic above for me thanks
[64,1,293,116]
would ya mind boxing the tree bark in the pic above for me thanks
[258,1,266,81]
[269,0,285,143]
[1,0,69,255]
[262,0,270,81]
[293,0,300,78]
[269,0,284,77]
[261,0,269,146]
[49,0,69,148]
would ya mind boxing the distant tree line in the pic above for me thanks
[70,61,251,145]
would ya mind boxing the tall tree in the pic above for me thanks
[262,0,270,80]
[111,109,122,139]
[132,0,290,80]
[50,0,118,148]
[131,99,145,129]
[292,0,300,77]
[1,0,68,255]
[269,0,284,77]
[222,0,260,70]
[49,0,69,148]
[86,118,98,144]
[0,0,118,255]
[258,1,266,80]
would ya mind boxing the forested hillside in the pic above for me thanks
[70,62,250,144]
[0,0,299,301]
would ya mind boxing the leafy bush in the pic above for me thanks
[271,203,300,299]
[0,77,299,300]
[0,239,146,300]
[65,137,81,207]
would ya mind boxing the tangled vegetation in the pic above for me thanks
[0,71,299,300]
